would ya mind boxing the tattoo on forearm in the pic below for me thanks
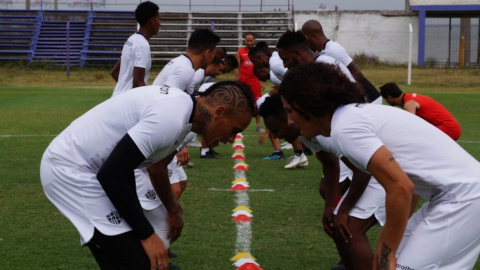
[195,104,212,127]
[389,156,395,162]
[379,243,392,270]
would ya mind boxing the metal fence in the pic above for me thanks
[426,17,479,68]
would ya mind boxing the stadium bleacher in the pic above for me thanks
[0,9,292,67]
[0,9,40,63]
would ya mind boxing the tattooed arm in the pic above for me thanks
[367,146,414,270]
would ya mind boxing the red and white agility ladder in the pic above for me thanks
[229,133,264,270]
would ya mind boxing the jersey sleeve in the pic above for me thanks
[133,42,150,69]
[164,66,195,92]
[331,106,383,171]
[128,95,192,159]
[326,42,353,67]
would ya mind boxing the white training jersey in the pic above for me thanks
[152,54,196,94]
[45,86,194,172]
[112,33,151,97]
[256,93,271,109]
[42,86,194,243]
[191,68,207,92]
[269,51,287,81]
[269,70,282,86]
[299,135,354,182]
[320,40,353,68]
[315,54,355,83]
[331,103,480,204]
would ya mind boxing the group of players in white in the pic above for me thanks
[39,2,480,270]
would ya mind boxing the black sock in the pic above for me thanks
[294,150,303,156]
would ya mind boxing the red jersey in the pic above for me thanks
[403,93,461,140]
[237,47,261,100]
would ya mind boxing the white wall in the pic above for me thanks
[295,11,419,64]
[410,0,480,6]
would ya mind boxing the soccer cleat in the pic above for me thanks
[168,249,177,259]
[210,148,219,156]
[303,147,314,156]
[167,262,181,269]
[281,142,293,150]
[330,260,346,270]
[255,125,265,132]
[200,150,216,159]
[187,137,202,147]
[284,154,308,169]
[262,151,285,160]
[183,161,194,168]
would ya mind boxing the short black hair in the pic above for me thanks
[210,56,223,65]
[276,30,308,51]
[188,29,221,54]
[259,94,284,119]
[135,1,159,26]
[194,81,255,116]
[256,41,270,52]
[248,46,263,58]
[279,62,365,120]
[224,55,239,69]
[379,82,403,99]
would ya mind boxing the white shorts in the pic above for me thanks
[143,205,170,249]
[136,156,187,210]
[334,177,386,225]
[40,156,132,245]
[396,200,480,270]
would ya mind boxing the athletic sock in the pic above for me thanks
[294,149,303,156]
[201,148,209,155]
[274,149,282,153]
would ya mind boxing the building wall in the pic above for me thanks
[295,11,419,64]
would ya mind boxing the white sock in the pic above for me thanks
[201,148,209,155]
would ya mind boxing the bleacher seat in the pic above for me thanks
[0,10,39,62]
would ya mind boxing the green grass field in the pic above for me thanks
[1,66,480,269]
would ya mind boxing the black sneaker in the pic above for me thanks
[303,147,314,156]
[330,260,346,270]
[262,151,285,160]
[168,262,181,269]
[168,249,177,259]
[200,150,215,159]
[209,148,219,156]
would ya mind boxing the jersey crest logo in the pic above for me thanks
[145,189,157,200]
[168,169,173,177]
[106,210,122,225]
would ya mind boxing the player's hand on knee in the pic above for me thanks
[333,212,352,243]
[176,148,190,166]
[140,233,169,270]
[321,207,334,237]
[167,204,184,243]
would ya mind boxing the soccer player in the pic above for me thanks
[380,82,462,141]
[279,62,480,270]
[40,81,255,270]
[111,1,160,97]
[192,56,224,92]
[259,94,386,270]
[223,54,239,73]
[276,30,355,82]
[236,32,265,132]
[301,20,382,103]
[152,28,220,94]
[249,46,308,168]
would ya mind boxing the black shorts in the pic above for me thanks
[86,228,150,270]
